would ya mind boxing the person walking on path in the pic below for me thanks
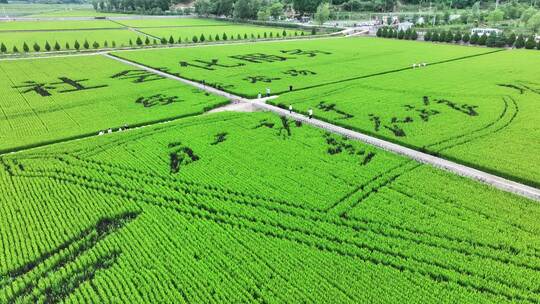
[289,104,293,113]
[266,88,270,97]
[308,108,313,119]
[257,92,262,99]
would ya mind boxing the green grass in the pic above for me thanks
[114,17,233,28]
[28,9,129,17]
[271,49,540,188]
[0,19,308,53]
[0,111,538,303]
[0,29,141,51]
[135,25,306,43]
[0,54,227,152]
[0,3,94,17]
[0,20,121,31]
[111,37,493,98]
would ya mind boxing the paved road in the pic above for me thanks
[67,53,540,202]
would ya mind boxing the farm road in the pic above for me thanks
[105,52,540,202]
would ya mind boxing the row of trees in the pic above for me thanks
[424,30,540,49]
[375,26,540,50]
[0,30,311,53]
[0,40,114,53]
[376,27,419,40]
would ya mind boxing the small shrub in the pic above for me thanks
[525,36,536,49]
[33,42,40,52]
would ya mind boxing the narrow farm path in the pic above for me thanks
[107,19,162,40]
[104,52,540,202]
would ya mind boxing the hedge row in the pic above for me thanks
[424,30,540,50]
[376,27,419,40]
[0,30,310,54]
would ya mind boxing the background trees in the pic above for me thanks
[314,2,330,25]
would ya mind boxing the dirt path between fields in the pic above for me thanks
[103,52,540,202]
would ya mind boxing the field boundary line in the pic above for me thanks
[107,19,162,40]
[103,53,540,202]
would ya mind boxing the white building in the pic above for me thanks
[470,28,502,36]
[398,22,414,31]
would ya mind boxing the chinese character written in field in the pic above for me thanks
[280,49,332,57]
[436,99,478,116]
[404,104,440,122]
[12,81,56,97]
[12,77,107,97]
[179,59,245,70]
[369,114,413,137]
[111,69,164,83]
[243,75,281,83]
[317,102,353,119]
[50,77,107,93]
[497,82,540,95]
[135,94,181,107]
[168,142,199,174]
[230,53,290,63]
[283,69,317,77]
[324,133,375,165]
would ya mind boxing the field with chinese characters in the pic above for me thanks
[1,112,539,303]
[113,37,539,187]
[0,54,227,152]
[111,37,493,97]
[1,30,540,304]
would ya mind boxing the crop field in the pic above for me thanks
[0,54,227,152]
[0,3,96,17]
[0,29,141,51]
[111,37,494,97]
[0,112,539,303]
[28,9,129,17]
[0,19,306,53]
[0,20,121,31]
[134,25,306,43]
[271,49,540,187]
[1,14,539,303]
[113,17,232,28]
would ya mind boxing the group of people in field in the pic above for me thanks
[256,86,314,119]
[98,124,129,136]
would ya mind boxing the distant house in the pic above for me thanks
[470,28,502,36]
[398,22,414,31]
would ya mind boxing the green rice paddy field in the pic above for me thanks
[112,37,493,97]
[271,48,540,187]
[113,37,539,187]
[0,21,539,303]
[0,18,308,53]
[0,54,226,152]
[1,112,539,303]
